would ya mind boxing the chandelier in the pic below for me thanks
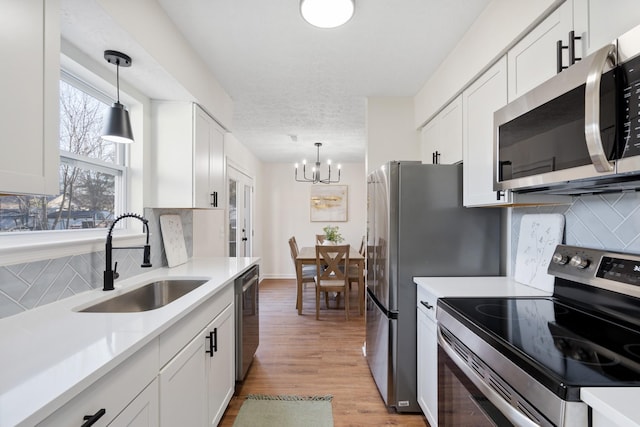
[295,142,341,184]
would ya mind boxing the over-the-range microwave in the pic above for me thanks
[494,23,640,195]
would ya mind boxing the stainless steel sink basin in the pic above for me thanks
[79,279,208,312]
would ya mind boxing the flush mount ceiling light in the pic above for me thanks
[300,0,355,29]
[102,50,134,144]
[295,142,341,184]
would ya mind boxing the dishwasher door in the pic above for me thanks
[235,265,259,382]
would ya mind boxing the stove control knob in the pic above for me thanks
[570,255,589,269]
[552,253,569,265]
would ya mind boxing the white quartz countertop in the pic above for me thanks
[0,257,259,427]
[581,388,640,427]
[414,275,552,298]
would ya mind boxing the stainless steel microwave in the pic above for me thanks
[494,24,640,195]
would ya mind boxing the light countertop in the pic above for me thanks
[414,276,552,298]
[0,257,259,427]
[415,275,640,426]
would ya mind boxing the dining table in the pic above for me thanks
[295,246,365,316]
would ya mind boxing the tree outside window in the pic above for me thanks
[0,79,125,232]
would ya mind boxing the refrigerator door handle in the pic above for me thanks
[367,287,398,319]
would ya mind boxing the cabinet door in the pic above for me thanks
[0,0,59,195]
[109,378,159,427]
[507,1,573,101]
[574,0,640,55]
[463,57,508,207]
[194,105,226,209]
[159,331,207,427]
[417,307,438,427]
[419,95,463,165]
[206,304,235,426]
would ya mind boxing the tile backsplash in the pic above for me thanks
[0,208,193,319]
[511,192,640,272]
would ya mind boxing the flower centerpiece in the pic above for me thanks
[323,225,344,244]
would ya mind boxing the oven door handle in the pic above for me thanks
[438,328,541,427]
[584,42,616,173]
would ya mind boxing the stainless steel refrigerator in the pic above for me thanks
[365,161,501,413]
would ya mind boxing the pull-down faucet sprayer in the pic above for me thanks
[104,213,152,291]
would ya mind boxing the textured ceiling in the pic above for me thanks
[61,0,491,163]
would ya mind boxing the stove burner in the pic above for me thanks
[623,343,640,359]
[475,303,569,320]
[552,336,620,366]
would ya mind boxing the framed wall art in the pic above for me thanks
[310,185,348,222]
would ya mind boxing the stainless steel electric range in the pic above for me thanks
[437,245,640,427]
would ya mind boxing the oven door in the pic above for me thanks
[494,43,617,193]
[438,328,552,427]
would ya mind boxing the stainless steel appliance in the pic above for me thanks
[365,161,501,413]
[494,23,640,195]
[235,264,259,382]
[438,245,640,426]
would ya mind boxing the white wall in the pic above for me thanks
[260,162,366,278]
[366,97,420,174]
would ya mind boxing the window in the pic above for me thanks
[0,75,126,232]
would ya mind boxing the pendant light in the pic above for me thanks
[102,50,134,144]
[300,0,355,29]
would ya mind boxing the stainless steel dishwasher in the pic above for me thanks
[235,265,259,382]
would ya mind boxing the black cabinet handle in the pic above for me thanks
[213,327,218,353]
[420,301,433,310]
[210,191,218,207]
[556,39,568,73]
[568,30,582,65]
[206,330,215,357]
[81,408,106,427]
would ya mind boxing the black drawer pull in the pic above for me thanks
[420,301,433,310]
[81,408,106,427]
[206,330,215,357]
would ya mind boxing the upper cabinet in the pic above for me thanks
[419,95,463,165]
[0,0,59,195]
[507,1,573,101]
[574,0,640,56]
[150,102,226,209]
[463,57,508,207]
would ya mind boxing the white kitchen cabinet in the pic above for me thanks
[574,0,640,56]
[417,286,438,427]
[39,341,159,427]
[507,1,573,101]
[159,286,234,427]
[150,102,225,209]
[0,0,59,196]
[463,57,509,207]
[419,95,463,165]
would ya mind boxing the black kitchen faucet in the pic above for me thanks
[103,213,152,291]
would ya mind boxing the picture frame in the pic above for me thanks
[310,185,348,222]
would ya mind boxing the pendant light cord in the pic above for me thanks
[116,61,120,103]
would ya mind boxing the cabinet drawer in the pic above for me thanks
[159,283,233,367]
[39,339,158,427]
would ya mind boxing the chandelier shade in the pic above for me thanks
[102,50,134,143]
[295,142,341,184]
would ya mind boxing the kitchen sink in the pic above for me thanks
[79,279,209,313]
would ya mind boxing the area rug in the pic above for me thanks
[232,394,334,427]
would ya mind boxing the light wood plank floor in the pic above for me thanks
[219,278,429,427]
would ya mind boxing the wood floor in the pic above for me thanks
[219,278,429,427]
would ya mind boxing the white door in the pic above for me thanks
[228,165,253,257]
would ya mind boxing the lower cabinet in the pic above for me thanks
[417,287,438,427]
[159,291,235,427]
[110,379,159,427]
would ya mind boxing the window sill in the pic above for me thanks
[0,229,146,266]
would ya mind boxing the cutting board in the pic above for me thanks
[514,214,565,292]
[160,214,188,268]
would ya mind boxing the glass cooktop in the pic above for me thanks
[439,296,640,390]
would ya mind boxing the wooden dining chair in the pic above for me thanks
[288,237,316,310]
[315,234,326,245]
[315,244,350,320]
